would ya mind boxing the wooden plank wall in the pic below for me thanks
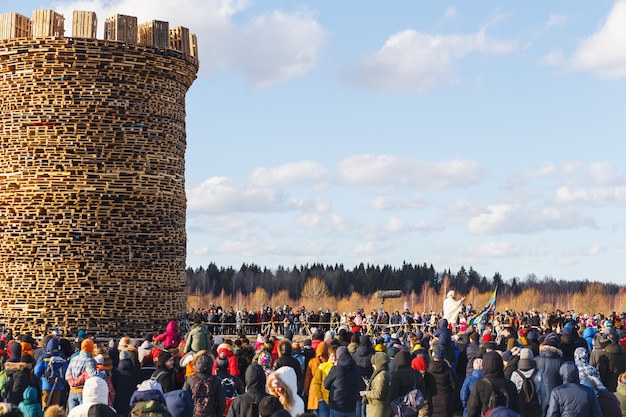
[169,26,190,55]
[104,13,137,43]
[0,12,32,39]
[32,9,64,37]
[139,20,170,48]
[72,11,97,38]
[0,37,199,337]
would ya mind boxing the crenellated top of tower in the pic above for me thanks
[0,9,198,59]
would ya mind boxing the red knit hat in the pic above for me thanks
[482,333,492,342]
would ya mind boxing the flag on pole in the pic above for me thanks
[469,285,498,325]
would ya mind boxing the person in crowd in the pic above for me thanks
[226,363,270,417]
[67,377,114,417]
[34,338,67,408]
[428,346,457,417]
[412,356,434,417]
[460,359,483,417]
[389,350,424,404]
[360,352,391,417]
[129,379,171,417]
[65,339,106,410]
[614,371,626,417]
[267,366,304,417]
[155,320,182,350]
[324,346,360,417]
[183,353,226,417]
[546,362,602,417]
[164,390,194,417]
[312,346,335,417]
[535,333,564,402]
[274,340,304,396]
[352,335,374,417]
[510,348,548,417]
[559,323,588,362]
[215,352,245,415]
[259,395,292,417]
[466,351,520,417]
[598,332,626,392]
[43,405,66,417]
[305,342,329,413]
[18,387,42,417]
[152,350,176,393]
[112,349,139,417]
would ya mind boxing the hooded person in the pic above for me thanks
[164,390,194,417]
[129,379,171,417]
[67,376,114,417]
[226,363,270,417]
[361,352,391,417]
[546,362,602,417]
[33,337,67,408]
[389,350,424,404]
[324,346,360,417]
[183,353,226,417]
[353,335,374,392]
[273,339,304,396]
[510,348,548,417]
[18,386,42,417]
[266,365,304,417]
[535,332,564,402]
[155,320,182,350]
[112,349,139,416]
[212,343,240,378]
[305,341,329,412]
[428,346,457,417]
[465,351,520,417]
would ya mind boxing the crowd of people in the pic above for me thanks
[0,298,625,417]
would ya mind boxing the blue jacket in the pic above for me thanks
[547,362,602,417]
[33,339,67,391]
[460,369,482,413]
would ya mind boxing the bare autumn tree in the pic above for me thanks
[302,276,330,305]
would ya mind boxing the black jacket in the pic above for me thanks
[466,351,520,417]
[112,358,139,416]
[325,351,360,412]
[389,351,424,401]
[226,364,269,417]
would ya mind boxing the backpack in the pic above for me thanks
[292,352,305,373]
[390,389,425,417]
[218,376,238,414]
[43,355,66,384]
[0,370,12,401]
[245,398,259,417]
[515,369,541,417]
[191,375,217,417]
[483,378,511,414]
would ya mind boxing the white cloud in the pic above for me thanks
[187,177,284,213]
[250,161,326,187]
[229,10,327,88]
[554,186,626,205]
[467,204,595,235]
[568,0,626,78]
[338,155,486,190]
[546,13,567,28]
[54,0,325,86]
[385,217,406,234]
[444,198,484,217]
[371,196,429,210]
[538,49,565,66]
[296,213,319,228]
[467,242,523,258]
[587,162,622,185]
[345,28,516,94]
[504,163,558,188]
[564,245,607,257]
[621,245,626,254]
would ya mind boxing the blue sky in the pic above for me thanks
[4,1,626,283]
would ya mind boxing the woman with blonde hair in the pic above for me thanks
[267,366,304,417]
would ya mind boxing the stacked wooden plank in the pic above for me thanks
[169,26,190,55]
[72,11,97,38]
[0,12,31,39]
[32,9,64,37]
[0,36,198,337]
[104,14,137,43]
[189,33,198,58]
[139,20,170,48]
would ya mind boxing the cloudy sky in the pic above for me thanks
[5,1,626,283]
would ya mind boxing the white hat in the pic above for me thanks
[447,290,455,297]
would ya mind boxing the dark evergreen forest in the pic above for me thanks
[186,262,622,299]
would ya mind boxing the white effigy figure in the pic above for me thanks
[443,290,465,326]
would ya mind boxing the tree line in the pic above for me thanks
[185,262,623,302]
